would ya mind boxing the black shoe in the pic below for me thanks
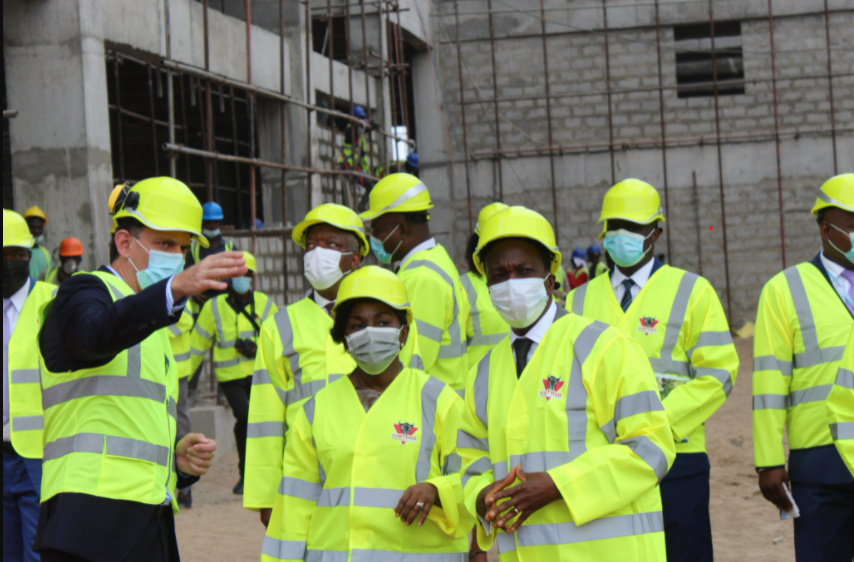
[177,489,192,508]
[232,477,244,495]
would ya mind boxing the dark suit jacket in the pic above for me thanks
[35,267,197,561]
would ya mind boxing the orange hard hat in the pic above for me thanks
[59,237,85,257]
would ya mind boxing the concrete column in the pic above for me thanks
[4,0,112,269]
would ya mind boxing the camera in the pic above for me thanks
[234,338,257,359]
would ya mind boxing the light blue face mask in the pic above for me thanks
[829,223,854,266]
[130,237,185,290]
[203,228,221,238]
[603,229,654,268]
[232,276,252,294]
[369,224,402,265]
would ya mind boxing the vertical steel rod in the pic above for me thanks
[486,0,504,201]
[767,0,786,269]
[203,0,214,201]
[168,70,176,178]
[328,0,340,203]
[246,0,257,254]
[147,66,161,176]
[113,55,126,180]
[539,0,559,241]
[454,0,474,232]
[823,0,838,174]
[229,87,244,224]
[179,75,193,186]
[305,0,314,206]
[395,7,410,141]
[602,0,616,184]
[654,0,672,263]
[279,0,290,297]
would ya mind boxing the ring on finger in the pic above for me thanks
[512,507,520,515]
[415,501,425,509]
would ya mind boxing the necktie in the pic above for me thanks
[620,278,635,312]
[839,269,854,315]
[4,300,12,430]
[513,337,534,378]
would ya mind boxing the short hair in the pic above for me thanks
[816,208,826,226]
[480,237,553,276]
[464,233,480,275]
[330,297,408,346]
[402,211,429,224]
[109,217,145,262]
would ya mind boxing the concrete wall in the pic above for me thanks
[422,0,854,327]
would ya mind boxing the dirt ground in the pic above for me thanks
[175,336,797,561]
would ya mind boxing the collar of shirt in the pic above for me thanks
[821,250,850,280]
[395,238,437,270]
[105,265,184,314]
[509,299,557,347]
[611,257,655,292]
[8,277,30,316]
[313,290,334,311]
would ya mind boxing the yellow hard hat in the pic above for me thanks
[292,203,369,257]
[475,202,509,235]
[112,176,209,248]
[811,173,854,216]
[110,219,118,234]
[359,173,433,221]
[3,209,35,249]
[597,178,665,239]
[23,206,47,224]
[242,251,257,273]
[332,265,413,325]
[108,183,131,215]
[473,206,562,276]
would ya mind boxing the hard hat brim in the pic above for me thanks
[359,182,433,221]
[118,207,209,248]
[811,192,854,216]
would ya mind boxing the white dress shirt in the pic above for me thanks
[509,300,557,365]
[611,258,656,305]
[314,290,334,316]
[4,278,30,441]
[396,237,437,269]
[821,251,854,309]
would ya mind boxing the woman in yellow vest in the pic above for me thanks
[191,251,278,495]
[262,266,471,562]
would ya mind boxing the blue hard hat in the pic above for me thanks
[353,105,367,118]
[202,201,224,221]
[571,248,586,260]
[254,218,263,229]
[587,244,601,256]
[406,152,420,169]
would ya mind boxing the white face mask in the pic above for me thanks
[489,273,550,329]
[345,326,403,375]
[304,247,351,290]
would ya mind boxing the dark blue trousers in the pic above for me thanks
[792,481,854,562]
[3,448,42,562]
[660,453,713,562]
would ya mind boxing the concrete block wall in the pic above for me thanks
[231,232,306,307]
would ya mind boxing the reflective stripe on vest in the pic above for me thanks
[513,511,664,548]
[461,274,504,347]
[404,259,465,359]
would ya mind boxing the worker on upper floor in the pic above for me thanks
[462,202,510,370]
[375,151,420,181]
[191,251,278,497]
[585,243,607,281]
[4,209,57,562]
[566,247,589,289]
[360,172,469,393]
[22,207,51,281]
[244,203,365,527]
[339,105,371,177]
[567,178,738,562]
[41,237,85,286]
[753,173,854,561]
[458,204,674,562]
[827,324,854,479]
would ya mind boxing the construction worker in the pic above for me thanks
[245,203,365,526]
[462,202,510,369]
[567,179,738,562]
[827,325,854,478]
[261,265,470,562]
[191,251,278,496]
[169,307,196,508]
[566,247,589,289]
[339,105,370,174]
[753,173,854,561]
[185,201,237,310]
[585,243,607,280]
[22,207,51,281]
[458,205,675,562]
[360,173,469,392]
[4,210,56,562]
[33,177,245,561]
[41,237,84,286]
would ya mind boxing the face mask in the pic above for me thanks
[61,259,79,276]
[304,247,351,290]
[3,260,30,296]
[489,273,550,329]
[572,257,585,269]
[369,224,401,265]
[828,223,854,266]
[129,237,185,290]
[203,228,221,238]
[345,326,403,375]
[603,229,654,268]
[34,235,45,246]
[232,276,252,294]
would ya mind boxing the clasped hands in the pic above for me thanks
[476,465,561,534]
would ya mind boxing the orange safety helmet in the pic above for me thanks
[59,237,85,257]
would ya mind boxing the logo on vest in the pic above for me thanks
[391,421,419,445]
[638,316,659,336]
[540,375,565,401]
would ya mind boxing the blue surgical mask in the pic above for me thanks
[829,223,854,266]
[203,228,221,238]
[603,229,654,268]
[369,224,402,265]
[129,237,185,290]
[232,276,252,295]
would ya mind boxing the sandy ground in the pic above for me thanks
[175,336,797,561]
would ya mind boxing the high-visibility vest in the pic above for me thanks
[38,271,179,509]
[43,266,59,285]
[7,280,57,458]
[244,297,356,510]
[261,369,471,562]
[461,271,509,369]
[168,309,195,381]
[753,259,853,471]
[189,237,235,266]
[29,244,52,280]
[191,291,277,383]
[568,264,738,454]
[458,312,674,561]
[398,244,469,393]
[828,324,854,477]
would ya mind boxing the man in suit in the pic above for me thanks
[34,177,247,562]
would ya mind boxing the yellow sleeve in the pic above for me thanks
[752,277,794,468]
[402,272,451,372]
[663,280,739,440]
[189,301,215,373]
[549,335,676,525]
[827,329,854,477]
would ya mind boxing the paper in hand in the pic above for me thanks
[779,483,800,520]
